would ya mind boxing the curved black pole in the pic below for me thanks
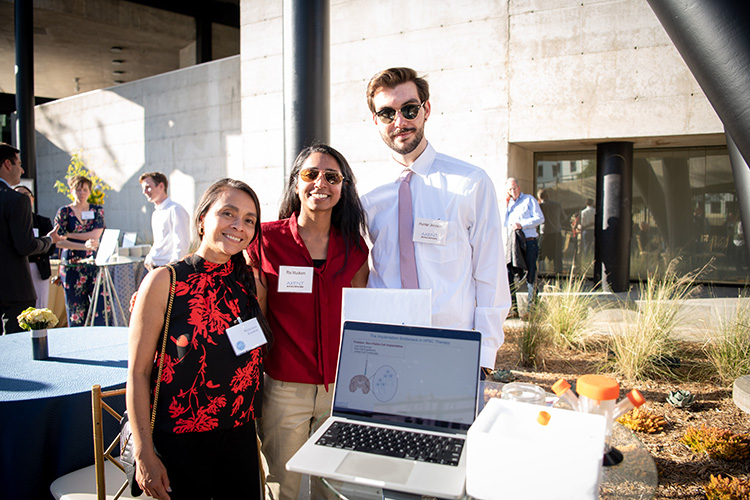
[726,132,750,251]
[646,0,750,165]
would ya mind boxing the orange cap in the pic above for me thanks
[576,374,620,401]
[626,389,646,407]
[551,378,571,396]
[537,411,551,426]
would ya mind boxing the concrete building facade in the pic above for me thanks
[31,0,744,282]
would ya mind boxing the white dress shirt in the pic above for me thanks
[361,143,512,368]
[505,193,545,239]
[144,197,191,267]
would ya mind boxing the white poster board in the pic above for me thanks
[341,288,432,328]
[122,232,137,248]
[95,229,121,265]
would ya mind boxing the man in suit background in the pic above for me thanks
[14,185,55,309]
[0,143,65,334]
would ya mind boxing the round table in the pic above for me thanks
[0,327,129,500]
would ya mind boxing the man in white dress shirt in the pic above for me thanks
[139,172,190,270]
[360,67,511,370]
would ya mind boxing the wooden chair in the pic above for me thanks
[50,385,136,500]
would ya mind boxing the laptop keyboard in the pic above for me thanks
[315,421,464,466]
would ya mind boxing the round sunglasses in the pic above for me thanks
[299,168,345,185]
[374,102,426,124]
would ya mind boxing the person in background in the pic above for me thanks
[505,178,544,317]
[537,188,566,276]
[250,144,369,500]
[14,185,55,309]
[139,172,191,271]
[361,67,510,372]
[579,198,596,256]
[54,175,105,326]
[127,178,270,500]
[0,143,64,333]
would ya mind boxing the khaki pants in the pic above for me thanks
[259,375,335,500]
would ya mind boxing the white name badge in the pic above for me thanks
[33,228,39,237]
[278,266,314,293]
[81,210,95,220]
[413,218,449,245]
[225,317,267,356]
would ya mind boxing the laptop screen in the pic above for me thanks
[333,321,481,433]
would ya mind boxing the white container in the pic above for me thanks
[466,398,606,500]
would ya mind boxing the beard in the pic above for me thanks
[381,126,425,156]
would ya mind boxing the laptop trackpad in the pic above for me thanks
[336,453,413,484]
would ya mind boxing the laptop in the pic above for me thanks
[286,321,481,499]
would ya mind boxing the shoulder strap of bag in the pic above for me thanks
[149,264,176,431]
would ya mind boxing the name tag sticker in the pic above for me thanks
[278,266,314,293]
[33,228,39,237]
[226,317,267,356]
[81,210,95,220]
[413,218,449,245]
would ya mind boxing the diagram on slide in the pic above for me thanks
[348,358,398,402]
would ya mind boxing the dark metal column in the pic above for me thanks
[196,14,212,64]
[594,142,633,292]
[14,0,36,181]
[727,132,750,251]
[282,0,330,174]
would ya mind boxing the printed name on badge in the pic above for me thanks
[413,218,449,245]
[81,210,95,220]
[33,228,39,237]
[226,317,267,356]
[278,265,314,293]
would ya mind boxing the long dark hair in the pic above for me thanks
[279,144,367,267]
[194,178,273,349]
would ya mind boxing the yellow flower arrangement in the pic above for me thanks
[17,307,59,331]
[53,151,112,205]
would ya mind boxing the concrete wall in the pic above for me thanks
[31,0,725,237]
[34,55,242,244]
[240,0,723,211]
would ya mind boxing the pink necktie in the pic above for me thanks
[399,169,419,288]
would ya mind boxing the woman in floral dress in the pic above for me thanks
[127,178,272,500]
[54,175,105,326]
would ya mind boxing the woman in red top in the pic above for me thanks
[128,179,272,500]
[250,144,368,500]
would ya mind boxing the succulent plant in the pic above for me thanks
[617,406,666,434]
[705,474,750,500]
[489,369,516,383]
[680,426,750,461]
[666,389,695,408]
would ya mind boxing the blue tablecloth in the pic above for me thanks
[0,327,129,500]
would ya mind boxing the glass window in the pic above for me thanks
[534,146,747,284]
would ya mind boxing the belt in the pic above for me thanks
[526,237,536,241]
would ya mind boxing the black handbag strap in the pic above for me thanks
[149,264,176,431]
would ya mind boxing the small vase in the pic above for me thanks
[32,328,48,360]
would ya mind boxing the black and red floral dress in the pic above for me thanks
[151,254,264,435]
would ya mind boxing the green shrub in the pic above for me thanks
[606,259,704,380]
[516,304,550,368]
[540,273,600,350]
[705,291,750,386]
